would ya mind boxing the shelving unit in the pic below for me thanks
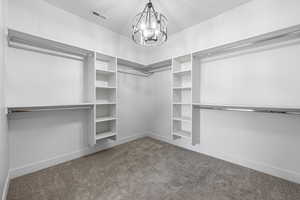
[94,53,118,143]
[6,29,120,146]
[171,54,194,143]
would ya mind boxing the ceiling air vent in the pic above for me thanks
[92,11,107,20]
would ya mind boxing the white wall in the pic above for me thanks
[144,0,300,64]
[0,0,8,198]
[118,65,154,137]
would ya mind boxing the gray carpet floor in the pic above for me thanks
[7,137,300,200]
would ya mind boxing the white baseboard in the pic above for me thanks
[1,172,9,200]
[148,133,300,184]
[9,133,147,179]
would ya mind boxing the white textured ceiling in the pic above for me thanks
[44,0,252,37]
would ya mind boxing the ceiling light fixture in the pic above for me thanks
[132,0,167,46]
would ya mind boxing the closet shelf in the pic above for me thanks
[95,102,116,105]
[95,132,116,141]
[95,117,116,123]
[173,130,191,139]
[193,104,300,115]
[7,103,94,114]
[173,117,192,122]
[173,86,192,90]
[173,69,191,75]
[173,102,192,105]
[96,69,116,75]
[95,85,116,89]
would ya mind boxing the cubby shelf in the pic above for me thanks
[95,101,116,105]
[173,87,192,90]
[173,69,191,75]
[96,69,116,75]
[173,130,191,139]
[95,86,116,89]
[95,131,116,141]
[173,117,192,122]
[173,102,191,105]
[96,117,116,123]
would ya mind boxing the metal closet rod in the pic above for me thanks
[8,106,93,114]
[193,104,300,115]
[7,103,95,114]
[117,69,152,77]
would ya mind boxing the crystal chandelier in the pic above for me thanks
[132,0,167,46]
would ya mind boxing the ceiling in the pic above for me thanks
[44,0,252,37]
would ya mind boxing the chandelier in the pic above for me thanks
[132,0,167,46]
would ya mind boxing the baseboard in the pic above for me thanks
[9,133,147,179]
[148,133,300,184]
[1,172,9,200]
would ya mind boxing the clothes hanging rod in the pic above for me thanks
[193,104,300,115]
[117,69,151,77]
[7,104,94,114]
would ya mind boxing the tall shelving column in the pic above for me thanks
[192,55,201,145]
[171,54,193,141]
[94,53,118,143]
[85,52,97,146]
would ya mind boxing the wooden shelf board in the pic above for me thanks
[173,69,191,74]
[95,117,116,123]
[96,68,116,74]
[173,87,192,90]
[95,131,116,140]
[95,102,116,105]
[173,117,192,122]
[95,85,116,89]
[173,130,191,139]
[173,102,192,105]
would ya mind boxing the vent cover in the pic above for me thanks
[92,11,107,20]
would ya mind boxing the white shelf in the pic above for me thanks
[95,84,116,89]
[95,131,116,141]
[173,86,192,90]
[96,69,116,75]
[95,117,116,123]
[173,130,191,139]
[95,102,116,105]
[173,69,191,75]
[173,102,192,105]
[173,117,192,122]
[96,86,116,89]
